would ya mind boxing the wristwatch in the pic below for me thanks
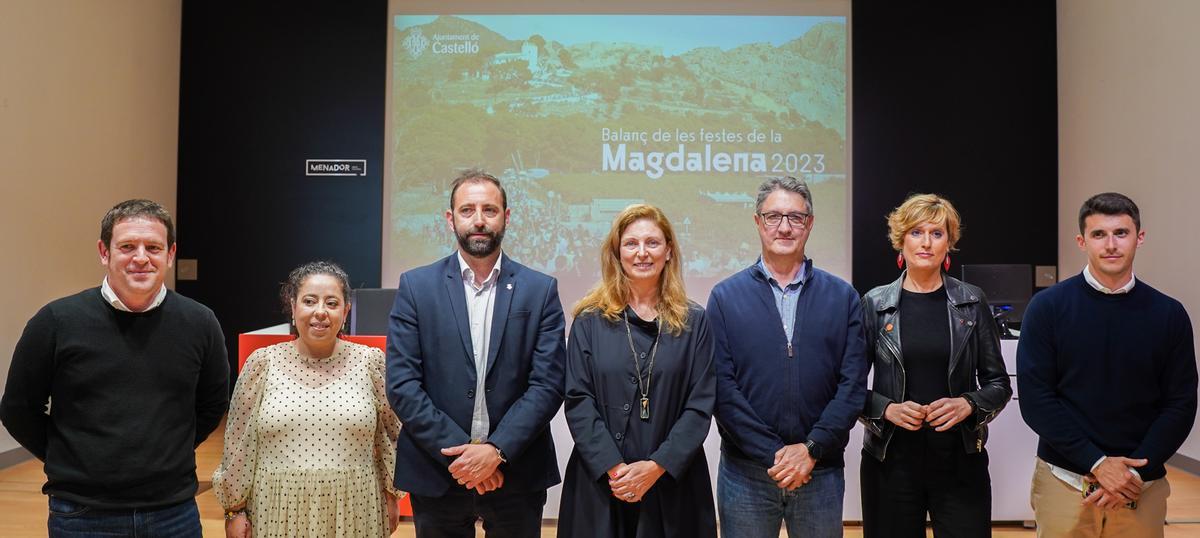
[804,439,823,460]
[490,443,507,463]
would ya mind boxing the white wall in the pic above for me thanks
[0,0,181,453]
[1057,0,1200,459]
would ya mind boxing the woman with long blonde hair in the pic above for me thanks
[557,204,717,537]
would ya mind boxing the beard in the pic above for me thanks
[455,223,505,257]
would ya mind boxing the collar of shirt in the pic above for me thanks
[100,276,167,312]
[458,250,503,291]
[755,256,810,292]
[1082,264,1136,294]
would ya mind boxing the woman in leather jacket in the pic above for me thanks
[858,194,1012,537]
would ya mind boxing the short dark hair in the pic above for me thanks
[1078,192,1141,234]
[755,176,813,214]
[280,261,352,333]
[100,199,175,248]
[449,169,507,210]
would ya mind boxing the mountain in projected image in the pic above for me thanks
[678,23,845,136]
[393,16,845,135]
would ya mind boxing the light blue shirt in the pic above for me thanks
[755,257,811,356]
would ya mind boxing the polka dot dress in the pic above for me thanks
[213,339,404,537]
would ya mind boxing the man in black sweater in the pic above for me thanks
[0,199,229,537]
[1018,193,1197,537]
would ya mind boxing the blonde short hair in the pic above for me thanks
[886,193,962,251]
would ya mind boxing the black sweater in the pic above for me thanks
[0,288,229,508]
[1017,274,1197,481]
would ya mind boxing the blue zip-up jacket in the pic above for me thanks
[707,262,868,469]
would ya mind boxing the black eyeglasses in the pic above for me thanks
[758,212,811,228]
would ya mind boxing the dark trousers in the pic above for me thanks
[410,489,546,538]
[860,428,991,538]
[47,496,201,538]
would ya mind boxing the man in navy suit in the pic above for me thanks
[387,169,566,537]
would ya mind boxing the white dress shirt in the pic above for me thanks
[100,276,167,312]
[459,251,502,442]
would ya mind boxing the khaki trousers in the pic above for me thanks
[1030,458,1169,537]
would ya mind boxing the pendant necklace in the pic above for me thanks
[623,309,660,421]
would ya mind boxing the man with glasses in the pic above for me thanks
[707,176,867,537]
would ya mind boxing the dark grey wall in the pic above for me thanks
[851,1,1058,293]
[176,1,387,366]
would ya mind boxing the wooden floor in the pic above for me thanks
[2,422,1198,537]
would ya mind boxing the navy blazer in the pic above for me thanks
[386,253,566,497]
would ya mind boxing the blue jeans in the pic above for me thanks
[718,453,845,538]
[47,496,202,538]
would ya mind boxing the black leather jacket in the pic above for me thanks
[858,273,1012,461]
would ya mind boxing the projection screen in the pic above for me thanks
[384,1,850,308]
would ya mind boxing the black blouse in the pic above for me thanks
[899,287,951,405]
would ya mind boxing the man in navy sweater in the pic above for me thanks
[707,176,867,538]
[1018,192,1197,537]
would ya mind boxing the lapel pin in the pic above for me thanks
[506,283,513,290]
[885,323,893,332]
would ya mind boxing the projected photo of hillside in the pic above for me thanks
[386,14,847,304]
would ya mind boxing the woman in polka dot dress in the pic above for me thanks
[214,262,404,537]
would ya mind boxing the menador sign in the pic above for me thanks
[306,159,367,176]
